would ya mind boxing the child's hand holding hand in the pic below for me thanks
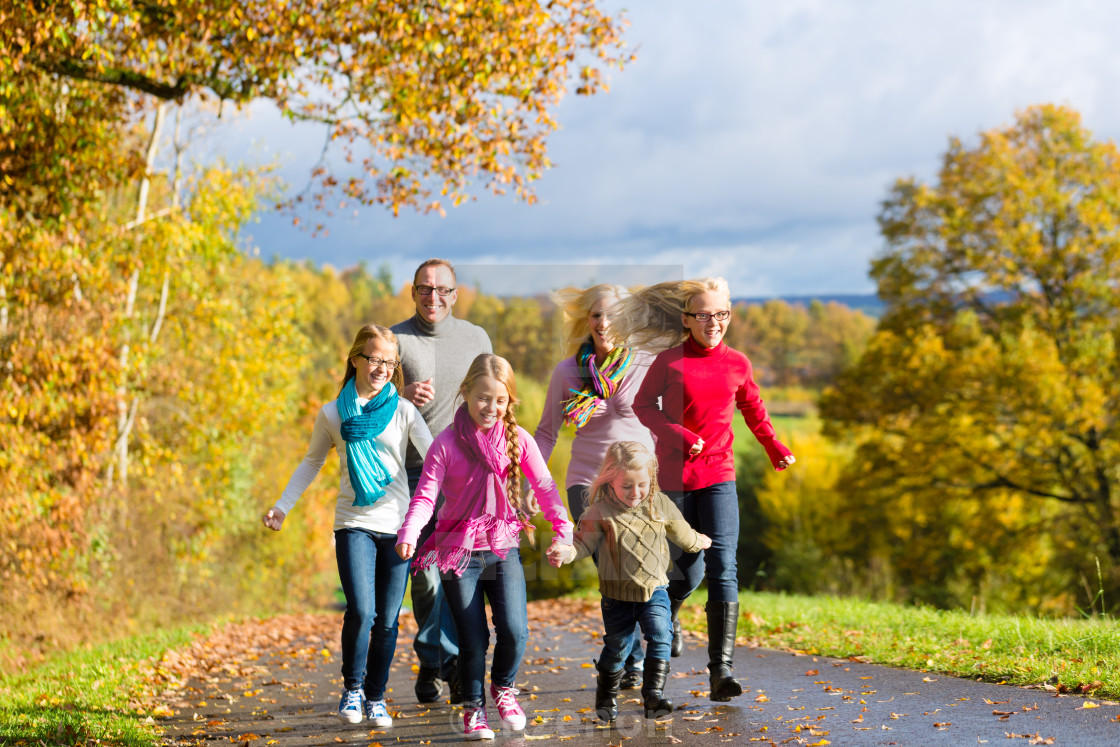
[697,533,712,550]
[546,541,575,567]
[396,543,415,560]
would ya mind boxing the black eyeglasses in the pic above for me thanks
[684,310,731,322]
[415,284,456,297]
[355,353,400,370]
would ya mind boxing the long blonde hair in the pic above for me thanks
[458,353,541,519]
[550,283,628,358]
[611,277,731,352]
[339,324,405,394]
[586,441,663,521]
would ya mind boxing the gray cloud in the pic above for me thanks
[217,0,1120,297]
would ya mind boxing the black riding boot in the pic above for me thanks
[641,659,674,718]
[594,660,625,722]
[669,596,686,657]
[706,600,744,701]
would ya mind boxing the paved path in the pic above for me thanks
[154,601,1120,746]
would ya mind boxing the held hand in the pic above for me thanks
[689,437,705,456]
[396,543,415,560]
[262,507,286,531]
[402,379,435,407]
[777,454,796,470]
[697,533,713,550]
[546,541,573,567]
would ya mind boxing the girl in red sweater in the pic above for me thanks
[614,277,795,702]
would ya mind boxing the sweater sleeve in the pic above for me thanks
[274,406,334,516]
[406,401,435,460]
[519,428,573,544]
[533,361,569,464]
[571,510,604,561]
[735,357,793,470]
[659,494,706,553]
[396,436,446,547]
[633,350,700,453]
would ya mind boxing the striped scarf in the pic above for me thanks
[562,342,632,429]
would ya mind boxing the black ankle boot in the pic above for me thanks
[414,664,443,703]
[641,659,673,718]
[669,596,686,658]
[706,601,743,701]
[594,660,625,722]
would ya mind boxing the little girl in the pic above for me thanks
[263,324,433,727]
[396,353,573,741]
[557,441,710,722]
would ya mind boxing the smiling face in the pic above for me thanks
[610,468,651,508]
[586,295,617,354]
[350,337,398,399]
[465,374,509,432]
[682,290,731,348]
[411,263,458,324]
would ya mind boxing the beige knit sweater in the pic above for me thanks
[572,491,706,603]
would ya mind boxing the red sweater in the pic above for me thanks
[634,337,792,492]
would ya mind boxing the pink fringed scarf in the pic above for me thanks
[412,405,533,577]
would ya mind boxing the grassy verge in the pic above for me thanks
[675,588,1120,699]
[0,624,207,747]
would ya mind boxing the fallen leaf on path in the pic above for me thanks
[1076,701,1100,709]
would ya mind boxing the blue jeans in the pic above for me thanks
[440,549,529,707]
[407,467,459,675]
[335,528,411,699]
[569,484,644,673]
[599,587,672,670]
[666,480,740,603]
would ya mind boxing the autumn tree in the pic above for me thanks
[1,0,630,221]
[822,105,1120,612]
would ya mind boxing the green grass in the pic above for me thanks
[674,588,1120,699]
[0,624,206,747]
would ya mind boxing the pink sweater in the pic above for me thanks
[397,424,574,551]
[634,337,792,492]
[534,349,656,488]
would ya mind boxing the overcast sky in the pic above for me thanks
[212,0,1120,297]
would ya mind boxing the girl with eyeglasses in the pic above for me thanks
[613,278,795,703]
[263,324,434,727]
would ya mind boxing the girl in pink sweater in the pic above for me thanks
[396,354,573,741]
[615,277,796,703]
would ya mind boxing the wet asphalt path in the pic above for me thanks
[154,604,1120,746]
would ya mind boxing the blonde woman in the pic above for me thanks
[397,354,573,740]
[264,325,434,726]
[614,278,796,702]
[533,283,656,689]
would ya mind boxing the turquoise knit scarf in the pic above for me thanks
[338,378,398,507]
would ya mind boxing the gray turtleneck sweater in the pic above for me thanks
[391,313,492,469]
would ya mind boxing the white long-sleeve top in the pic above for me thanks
[274,397,434,533]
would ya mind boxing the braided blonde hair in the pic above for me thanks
[458,354,541,521]
[611,277,731,352]
[550,283,629,358]
[587,441,663,521]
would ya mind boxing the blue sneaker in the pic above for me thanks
[337,689,364,723]
[364,698,393,727]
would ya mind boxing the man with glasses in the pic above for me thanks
[392,258,492,705]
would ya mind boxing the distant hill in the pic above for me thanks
[735,293,884,317]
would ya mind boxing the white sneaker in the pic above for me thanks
[337,689,363,724]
